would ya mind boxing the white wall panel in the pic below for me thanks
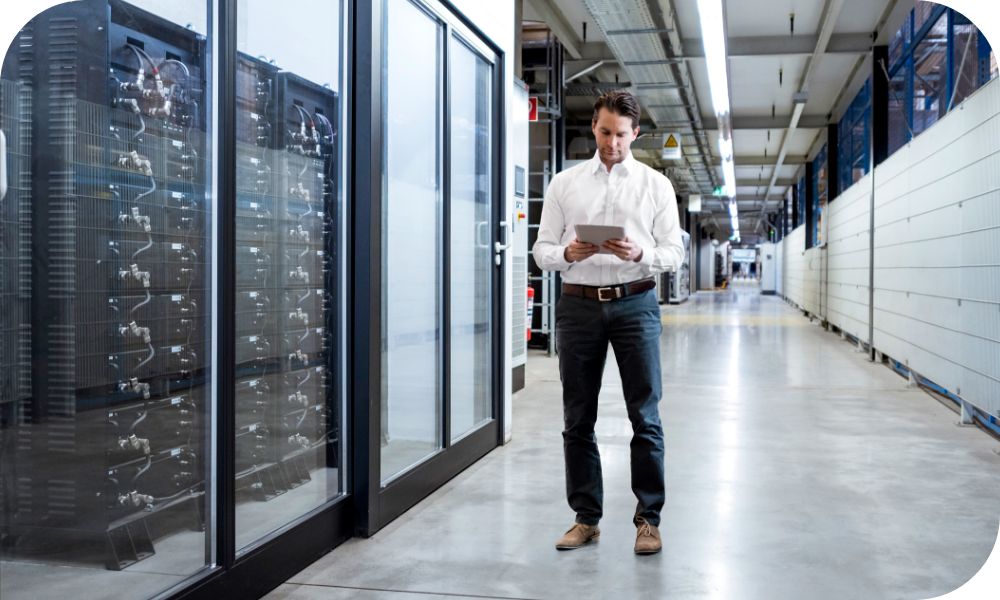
[872,78,1000,418]
[775,239,783,297]
[801,247,824,317]
[781,226,823,317]
[825,172,872,341]
[782,226,806,308]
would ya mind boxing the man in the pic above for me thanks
[532,90,684,555]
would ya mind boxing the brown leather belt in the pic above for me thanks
[562,277,656,302]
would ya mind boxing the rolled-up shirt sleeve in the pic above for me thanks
[532,176,572,272]
[636,177,685,275]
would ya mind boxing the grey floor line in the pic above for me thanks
[280,582,541,600]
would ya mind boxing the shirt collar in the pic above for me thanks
[590,150,638,176]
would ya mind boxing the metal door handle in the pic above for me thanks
[494,221,511,266]
[476,221,490,249]
[494,221,511,253]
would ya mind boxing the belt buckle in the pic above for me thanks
[597,286,616,302]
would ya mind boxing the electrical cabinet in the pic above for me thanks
[669,231,691,304]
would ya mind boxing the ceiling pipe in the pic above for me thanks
[759,0,846,229]
[564,60,606,84]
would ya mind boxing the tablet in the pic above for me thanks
[574,224,625,254]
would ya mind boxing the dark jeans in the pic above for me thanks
[556,288,665,527]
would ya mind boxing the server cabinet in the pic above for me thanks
[0,75,33,558]
[0,0,210,570]
[233,53,340,504]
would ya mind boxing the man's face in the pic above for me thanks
[592,107,639,165]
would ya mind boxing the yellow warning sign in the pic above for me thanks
[661,132,682,160]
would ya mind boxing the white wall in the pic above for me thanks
[871,77,1000,418]
[781,78,1000,418]
[825,171,872,341]
[781,226,821,316]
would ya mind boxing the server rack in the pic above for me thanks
[0,0,209,570]
[233,53,340,503]
[0,75,33,555]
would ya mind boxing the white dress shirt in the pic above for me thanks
[532,151,685,286]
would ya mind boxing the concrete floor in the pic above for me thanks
[268,282,1000,600]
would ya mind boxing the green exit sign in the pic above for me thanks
[712,186,725,196]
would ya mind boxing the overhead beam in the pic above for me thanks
[681,32,871,58]
[737,178,795,187]
[712,155,808,166]
[720,114,830,130]
[699,196,785,204]
[525,0,583,59]
[574,32,871,62]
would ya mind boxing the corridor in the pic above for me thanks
[267,284,1000,600]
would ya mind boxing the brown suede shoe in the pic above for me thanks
[634,517,661,555]
[555,523,600,550]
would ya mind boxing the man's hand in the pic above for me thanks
[603,237,643,262]
[564,239,599,263]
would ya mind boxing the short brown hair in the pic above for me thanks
[592,90,641,129]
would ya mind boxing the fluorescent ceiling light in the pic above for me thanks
[717,137,736,198]
[722,156,736,198]
[698,0,738,212]
[697,0,730,118]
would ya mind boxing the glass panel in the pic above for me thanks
[838,119,851,194]
[812,147,827,247]
[1,1,213,598]
[912,14,947,136]
[852,112,869,183]
[796,178,806,228]
[888,64,910,154]
[381,0,443,483]
[234,0,344,551]
[889,11,910,69]
[449,38,493,443]
[952,16,980,106]
[914,3,940,35]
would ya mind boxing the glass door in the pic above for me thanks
[368,0,503,530]
[380,0,444,483]
[448,36,494,444]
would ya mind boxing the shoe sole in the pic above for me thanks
[555,533,600,550]
[634,547,661,555]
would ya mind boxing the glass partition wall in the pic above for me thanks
[0,0,502,595]
[233,0,346,553]
[0,1,215,598]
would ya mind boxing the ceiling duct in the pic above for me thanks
[582,0,712,195]
[582,0,690,135]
